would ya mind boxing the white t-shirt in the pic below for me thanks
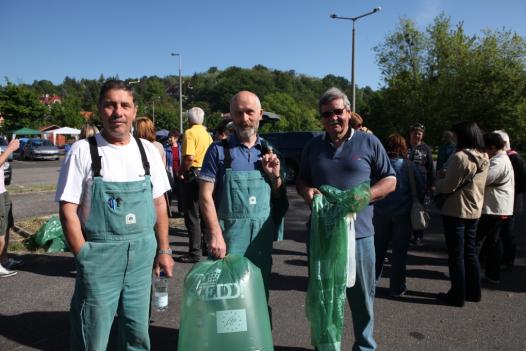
[55,133,171,225]
[0,157,6,195]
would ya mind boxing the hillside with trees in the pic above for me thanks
[1,14,525,147]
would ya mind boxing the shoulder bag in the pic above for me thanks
[406,160,430,230]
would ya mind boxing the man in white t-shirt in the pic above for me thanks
[55,80,174,350]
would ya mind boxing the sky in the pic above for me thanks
[1,0,525,90]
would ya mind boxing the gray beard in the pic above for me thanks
[236,125,258,140]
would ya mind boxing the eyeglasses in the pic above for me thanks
[410,123,425,131]
[321,108,346,119]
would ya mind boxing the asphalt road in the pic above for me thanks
[1,161,525,350]
[8,159,61,219]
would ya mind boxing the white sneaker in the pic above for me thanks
[3,257,23,269]
[0,264,17,278]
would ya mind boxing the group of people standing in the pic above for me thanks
[373,120,523,310]
[47,78,523,351]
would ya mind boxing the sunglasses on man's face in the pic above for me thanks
[321,108,346,119]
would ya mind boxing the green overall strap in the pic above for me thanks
[87,136,150,176]
[88,136,102,177]
[221,139,232,169]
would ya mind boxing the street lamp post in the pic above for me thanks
[170,53,183,133]
[330,7,381,112]
[152,96,160,125]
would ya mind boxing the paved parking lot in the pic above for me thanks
[1,188,525,350]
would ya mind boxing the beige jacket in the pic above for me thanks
[435,149,489,219]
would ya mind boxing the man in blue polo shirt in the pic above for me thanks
[198,90,288,298]
[297,87,396,351]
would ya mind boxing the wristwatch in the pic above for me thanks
[157,248,173,255]
[269,174,281,181]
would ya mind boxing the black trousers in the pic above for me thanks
[477,214,505,281]
[182,177,206,256]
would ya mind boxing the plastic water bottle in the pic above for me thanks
[153,271,168,312]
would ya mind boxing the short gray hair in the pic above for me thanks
[494,129,511,151]
[318,87,351,113]
[187,107,205,125]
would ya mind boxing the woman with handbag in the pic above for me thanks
[435,121,489,307]
[374,133,425,297]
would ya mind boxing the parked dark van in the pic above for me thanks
[260,131,323,183]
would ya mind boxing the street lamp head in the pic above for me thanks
[330,13,337,18]
[171,53,180,57]
[373,7,381,12]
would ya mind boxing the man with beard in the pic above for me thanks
[296,87,396,350]
[198,91,288,298]
[176,107,213,263]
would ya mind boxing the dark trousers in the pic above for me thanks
[442,215,481,305]
[477,214,505,280]
[182,177,206,257]
[374,212,411,295]
[500,215,516,266]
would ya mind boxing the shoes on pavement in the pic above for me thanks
[3,257,23,270]
[483,274,500,284]
[389,289,407,298]
[436,292,464,307]
[175,254,200,264]
[0,264,17,278]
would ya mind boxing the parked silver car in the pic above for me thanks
[20,138,60,161]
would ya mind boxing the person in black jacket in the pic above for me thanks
[408,123,435,246]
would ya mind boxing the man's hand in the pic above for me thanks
[261,151,281,179]
[154,254,175,278]
[302,187,322,207]
[208,230,227,259]
[6,139,20,153]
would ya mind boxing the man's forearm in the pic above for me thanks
[370,176,397,202]
[59,202,85,255]
[199,184,222,238]
[154,197,170,250]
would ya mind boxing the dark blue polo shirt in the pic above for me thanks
[199,133,265,202]
[298,130,396,239]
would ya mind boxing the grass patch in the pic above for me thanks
[7,184,57,194]
[10,215,55,253]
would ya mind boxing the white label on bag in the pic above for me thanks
[216,309,247,333]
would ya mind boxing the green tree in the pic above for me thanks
[0,82,48,132]
[374,14,526,144]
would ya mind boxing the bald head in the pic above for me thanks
[230,91,261,112]
[229,91,263,142]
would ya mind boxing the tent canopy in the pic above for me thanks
[156,129,169,137]
[11,127,42,136]
[46,127,81,135]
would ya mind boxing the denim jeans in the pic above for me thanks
[442,215,481,304]
[374,212,411,295]
[346,236,377,351]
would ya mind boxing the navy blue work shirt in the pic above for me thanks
[198,133,266,202]
[298,129,396,239]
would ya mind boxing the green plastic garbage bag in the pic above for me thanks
[178,254,274,351]
[33,215,69,253]
[306,183,370,351]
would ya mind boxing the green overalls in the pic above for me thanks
[70,136,157,351]
[217,140,288,298]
